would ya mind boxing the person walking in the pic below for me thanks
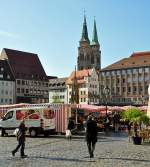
[66,117,75,140]
[12,119,27,158]
[86,115,98,158]
[113,112,120,132]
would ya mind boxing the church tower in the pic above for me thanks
[77,16,101,71]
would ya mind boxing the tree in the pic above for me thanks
[52,94,63,104]
[122,107,149,125]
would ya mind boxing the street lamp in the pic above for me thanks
[103,86,110,116]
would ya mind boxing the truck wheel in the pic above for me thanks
[0,128,4,137]
[29,129,37,137]
[44,131,49,137]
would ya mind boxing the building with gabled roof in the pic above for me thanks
[66,68,99,104]
[0,48,49,103]
[100,51,150,105]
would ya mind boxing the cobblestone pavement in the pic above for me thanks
[0,133,150,167]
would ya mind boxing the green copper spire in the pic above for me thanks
[91,18,99,45]
[80,15,90,43]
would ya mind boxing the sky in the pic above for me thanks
[0,0,150,77]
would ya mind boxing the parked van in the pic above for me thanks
[0,106,55,137]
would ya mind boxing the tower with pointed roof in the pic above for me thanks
[77,16,101,71]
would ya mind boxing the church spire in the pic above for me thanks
[91,18,99,45]
[80,15,90,43]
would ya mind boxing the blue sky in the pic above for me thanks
[0,0,149,77]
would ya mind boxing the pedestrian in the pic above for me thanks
[103,115,110,134]
[127,121,132,142]
[86,115,98,158]
[12,119,27,158]
[113,112,120,132]
[66,117,75,140]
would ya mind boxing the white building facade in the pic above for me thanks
[49,78,68,104]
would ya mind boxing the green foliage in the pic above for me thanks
[122,107,150,125]
[52,95,63,104]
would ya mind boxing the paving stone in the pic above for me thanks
[0,134,150,167]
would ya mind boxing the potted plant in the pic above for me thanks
[122,107,150,145]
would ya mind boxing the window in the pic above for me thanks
[122,70,126,75]
[4,111,13,120]
[139,68,143,73]
[9,99,12,104]
[133,86,137,92]
[122,78,125,83]
[7,75,10,79]
[26,89,29,94]
[21,88,24,93]
[111,71,116,76]
[106,71,110,76]
[122,87,126,92]
[17,88,20,93]
[117,78,120,84]
[127,69,132,74]
[22,80,25,85]
[102,72,105,76]
[128,87,131,93]
[145,67,149,73]
[133,69,137,74]
[17,80,20,85]
[117,70,120,75]
[0,74,3,78]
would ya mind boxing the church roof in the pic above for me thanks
[101,51,150,71]
[91,19,99,45]
[80,15,90,43]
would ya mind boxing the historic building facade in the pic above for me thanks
[100,52,150,105]
[77,16,101,71]
[49,77,68,104]
[0,48,49,104]
[0,60,15,104]
[66,68,99,105]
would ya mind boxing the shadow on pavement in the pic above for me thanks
[98,157,150,163]
[28,155,95,162]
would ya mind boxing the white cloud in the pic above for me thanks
[0,30,19,39]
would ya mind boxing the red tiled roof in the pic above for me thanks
[3,48,47,80]
[131,51,150,57]
[66,69,92,85]
[102,51,150,71]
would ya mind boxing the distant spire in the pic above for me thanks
[70,65,79,104]
[91,18,99,45]
[80,15,90,43]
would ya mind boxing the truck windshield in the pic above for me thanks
[4,111,14,120]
